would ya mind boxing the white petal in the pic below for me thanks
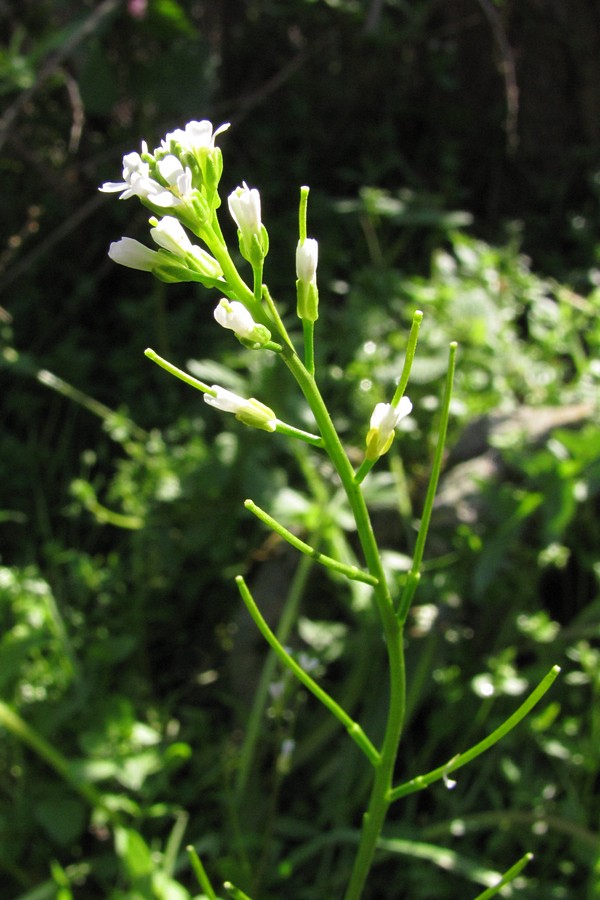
[190,246,223,278]
[150,216,193,256]
[228,183,261,233]
[396,396,413,419]
[157,155,185,187]
[99,180,128,193]
[108,238,158,271]
[214,300,256,338]
[296,239,318,282]
[203,386,245,414]
[146,188,180,208]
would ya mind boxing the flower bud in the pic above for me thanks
[149,215,194,256]
[296,238,319,321]
[108,237,159,271]
[296,238,318,283]
[214,299,271,347]
[228,183,269,264]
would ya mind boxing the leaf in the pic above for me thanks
[114,826,153,880]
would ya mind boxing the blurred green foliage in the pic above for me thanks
[1,0,600,897]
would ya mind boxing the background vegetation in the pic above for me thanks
[1,0,599,897]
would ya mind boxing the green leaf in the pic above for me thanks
[114,826,153,880]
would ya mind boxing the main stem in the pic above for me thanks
[282,348,406,900]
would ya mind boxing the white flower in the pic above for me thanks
[100,148,150,198]
[108,237,159,271]
[100,145,167,203]
[228,183,268,264]
[155,155,193,204]
[214,299,259,340]
[148,216,223,279]
[204,386,277,432]
[365,397,412,461]
[228,182,262,236]
[99,144,193,209]
[188,246,224,279]
[296,239,318,284]
[160,120,230,154]
[150,216,194,256]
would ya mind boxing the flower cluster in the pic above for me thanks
[101,118,415,461]
[100,120,230,215]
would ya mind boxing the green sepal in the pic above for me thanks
[296,280,319,322]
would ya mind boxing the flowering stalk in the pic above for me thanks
[101,120,558,900]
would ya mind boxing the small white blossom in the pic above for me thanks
[99,145,193,209]
[296,239,318,284]
[214,299,260,340]
[160,120,230,154]
[148,216,223,279]
[149,216,194,256]
[365,397,412,461]
[228,182,262,236]
[188,246,224,279]
[204,386,246,415]
[108,237,159,271]
[99,148,151,198]
[204,386,277,432]
[154,155,193,205]
[228,183,268,264]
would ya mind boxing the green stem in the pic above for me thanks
[244,499,378,586]
[303,319,315,376]
[354,456,375,485]
[236,576,380,766]
[0,701,110,814]
[389,665,561,802]
[472,852,534,900]
[144,348,214,394]
[36,369,148,441]
[202,224,266,324]
[186,846,218,900]
[392,310,423,406]
[224,882,254,900]
[262,285,295,351]
[279,347,406,900]
[299,186,309,243]
[397,342,457,624]
[274,419,324,448]
[252,261,264,304]
[355,310,423,486]
[234,553,315,801]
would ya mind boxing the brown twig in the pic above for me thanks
[0,0,123,152]
[476,0,519,154]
